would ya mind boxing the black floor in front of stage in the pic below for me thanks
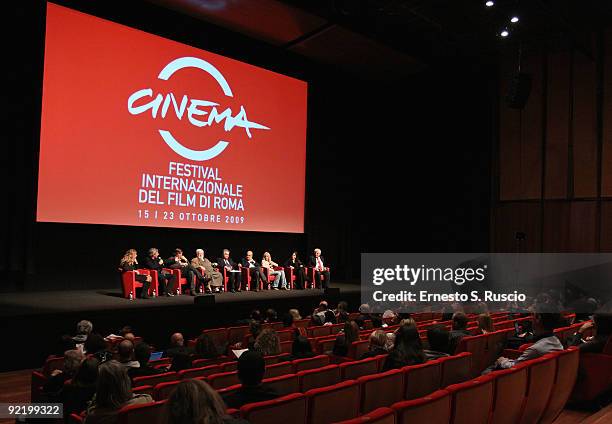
[0,283,361,371]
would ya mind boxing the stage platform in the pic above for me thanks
[0,283,361,371]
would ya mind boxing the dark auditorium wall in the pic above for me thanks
[1,0,493,292]
[492,30,612,253]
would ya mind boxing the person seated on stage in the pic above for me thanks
[167,379,248,424]
[284,251,306,289]
[117,340,139,371]
[83,360,152,424]
[447,312,471,354]
[84,334,112,362]
[567,313,612,353]
[73,320,93,344]
[424,325,451,360]
[217,249,241,293]
[332,320,360,357]
[194,333,221,359]
[290,335,315,360]
[143,248,175,296]
[128,343,162,380]
[119,249,152,299]
[165,332,190,358]
[191,249,223,294]
[240,250,265,291]
[261,252,287,290]
[166,248,196,295]
[61,356,99,420]
[222,351,279,409]
[382,325,427,371]
[43,349,85,399]
[253,328,281,356]
[359,330,389,360]
[308,248,331,289]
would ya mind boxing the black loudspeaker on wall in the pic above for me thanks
[505,73,532,109]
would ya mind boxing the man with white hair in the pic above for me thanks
[73,320,93,343]
[308,248,331,289]
[191,249,222,293]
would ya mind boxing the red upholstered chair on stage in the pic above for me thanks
[162,268,194,295]
[262,266,286,289]
[305,267,330,289]
[284,266,298,289]
[240,266,262,291]
[120,269,158,299]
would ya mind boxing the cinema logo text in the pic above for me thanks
[127,57,270,161]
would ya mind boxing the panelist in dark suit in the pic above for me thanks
[142,248,175,296]
[166,248,196,295]
[308,248,331,289]
[240,251,264,291]
[119,249,151,299]
[217,249,241,292]
[284,251,306,290]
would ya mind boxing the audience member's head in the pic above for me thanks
[289,309,302,321]
[249,320,262,340]
[369,330,387,351]
[318,301,329,312]
[477,313,494,333]
[73,357,99,387]
[452,312,468,331]
[165,379,227,424]
[385,332,395,350]
[399,318,417,329]
[123,333,135,342]
[359,304,371,314]
[76,320,93,336]
[170,352,193,372]
[282,313,294,328]
[343,320,360,344]
[292,336,313,357]
[254,329,281,356]
[118,340,134,363]
[265,308,278,323]
[64,349,85,376]
[237,350,265,387]
[323,310,337,325]
[95,360,132,409]
[195,334,218,359]
[393,325,426,363]
[250,309,262,322]
[84,333,107,355]
[337,301,348,313]
[134,342,152,367]
[170,333,184,347]
[427,325,450,353]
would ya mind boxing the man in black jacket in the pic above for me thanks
[217,249,241,292]
[308,248,331,289]
[166,248,196,295]
[128,342,163,380]
[143,248,175,296]
[222,351,278,408]
[240,250,265,291]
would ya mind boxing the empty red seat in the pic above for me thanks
[539,348,580,424]
[402,359,441,400]
[316,338,337,354]
[265,361,293,379]
[518,354,557,424]
[277,329,294,342]
[178,364,221,380]
[340,357,379,380]
[348,340,370,359]
[570,347,612,403]
[308,326,332,338]
[153,380,180,400]
[446,376,494,424]
[132,372,177,387]
[264,353,290,365]
[241,393,307,424]
[298,365,341,392]
[116,400,166,424]
[262,374,299,396]
[489,364,528,424]
[392,389,451,424]
[280,341,293,354]
[293,355,330,372]
[227,326,250,345]
[454,335,488,376]
[333,407,396,424]
[207,371,240,390]
[221,361,238,372]
[439,352,472,387]
[191,356,230,368]
[306,380,361,424]
[201,328,228,349]
[358,369,404,413]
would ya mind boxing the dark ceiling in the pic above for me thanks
[148,0,612,77]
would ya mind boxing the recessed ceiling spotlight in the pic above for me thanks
[510,16,520,23]
[485,1,494,7]
[500,29,509,37]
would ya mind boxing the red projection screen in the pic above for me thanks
[37,3,307,233]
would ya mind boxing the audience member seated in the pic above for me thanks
[84,334,112,362]
[119,249,152,299]
[264,308,278,323]
[166,379,248,424]
[399,317,417,329]
[336,301,349,323]
[282,313,294,328]
[166,333,190,357]
[311,301,330,325]
[61,357,99,420]
[253,329,281,356]
[323,310,337,326]
[117,340,139,370]
[43,349,85,399]
[84,360,152,424]
[128,343,162,380]
[290,335,316,360]
[383,325,426,371]
[194,333,222,359]
[567,313,612,353]
[169,352,193,373]
[487,306,563,372]
[424,325,451,360]
[73,320,93,344]
[122,333,135,342]
[477,313,494,334]
[289,309,302,321]
[332,320,360,357]
[222,351,279,409]
[448,312,471,354]
[359,330,388,360]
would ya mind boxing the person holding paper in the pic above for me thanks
[217,249,241,292]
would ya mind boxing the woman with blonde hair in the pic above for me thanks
[119,249,152,299]
[261,252,287,290]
